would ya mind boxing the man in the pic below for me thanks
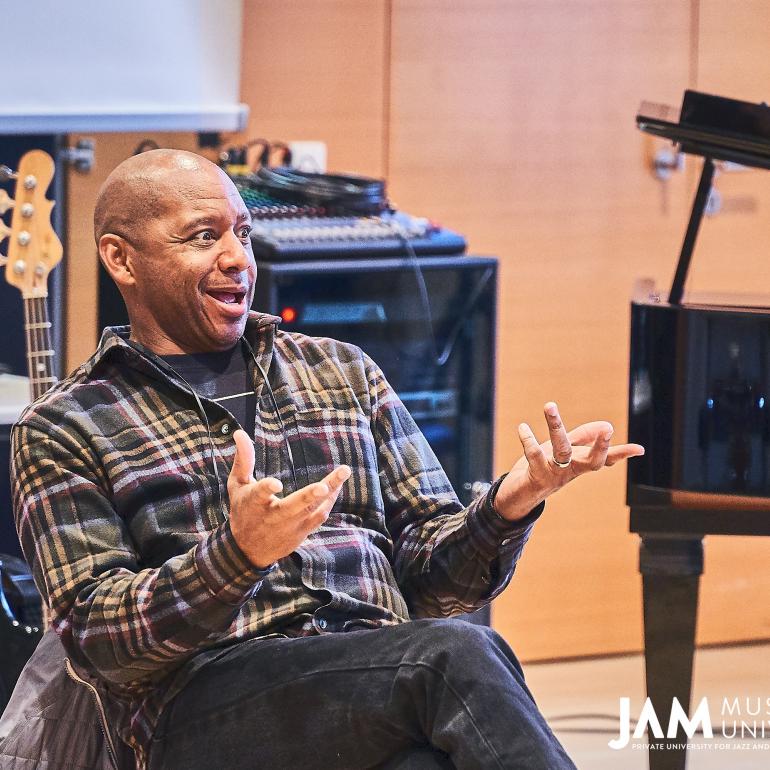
[9,150,642,769]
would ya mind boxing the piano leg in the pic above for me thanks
[639,534,704,770]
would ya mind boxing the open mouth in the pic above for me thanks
[205,288,248,315]
[207,290,246,304]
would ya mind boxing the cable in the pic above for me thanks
[390,226,441,365]
[255,166,387,216]
[269,141,293,167]
[136,351,225,516]
[388,223,493,369]
[241,337,299,494]
[245,139,270,170]
[436,266,493,367]
[127,338,298,506]
[133,139,160,155]
[218,140,270,173]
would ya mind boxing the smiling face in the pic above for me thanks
[96,151,257,354]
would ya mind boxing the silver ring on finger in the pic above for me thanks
[551,455,572,469]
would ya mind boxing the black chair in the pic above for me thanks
[0,553,43,714]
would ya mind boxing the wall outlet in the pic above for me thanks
[288,140,327,173]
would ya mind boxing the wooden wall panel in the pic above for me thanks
[688,0,770,647]
[387,0,694,659]
[238,0,388,178]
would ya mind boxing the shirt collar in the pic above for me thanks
[83,311,282,384]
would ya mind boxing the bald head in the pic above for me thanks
[93,149,220,247]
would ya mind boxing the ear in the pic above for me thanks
[99,234,136,288]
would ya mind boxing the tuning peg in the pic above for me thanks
[0,189,14,215]
[0,221,10,242]
[0,254,7,267]
[0,165,17,183]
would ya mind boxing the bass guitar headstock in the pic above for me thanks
[0,150,63,299]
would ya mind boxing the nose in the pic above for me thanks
[217,228,253,273]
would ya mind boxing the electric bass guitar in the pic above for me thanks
[0,149,61,709]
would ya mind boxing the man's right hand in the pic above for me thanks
[227,429,351,569]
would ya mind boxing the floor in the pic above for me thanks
[525,642,770,770]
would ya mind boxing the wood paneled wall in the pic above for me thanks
[63,0,770,660]
[238,1,389,179]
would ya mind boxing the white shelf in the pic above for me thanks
[0,105,249,135]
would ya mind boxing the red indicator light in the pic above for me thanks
[281,306,297,323]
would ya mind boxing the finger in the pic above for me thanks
[566,421,614,447]
[252,476,283,503]
[544,402,572,465]
[321,465,352,495]
[585,425,614,470]
[518,423,548,472]
[278,467,352,521]
[280,480,332,515]
[305,467,351,518]
[605,443,645,466]
[228,429,255,486]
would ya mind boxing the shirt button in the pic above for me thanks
[318,619,328,630]
[220,424,231,435]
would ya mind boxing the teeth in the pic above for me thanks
[209,291,239,304]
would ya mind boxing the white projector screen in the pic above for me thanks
[0,0,248,133]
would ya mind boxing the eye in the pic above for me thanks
[238,224,252,240]
[192,229,215,243]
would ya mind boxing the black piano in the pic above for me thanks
[629,90,770,770]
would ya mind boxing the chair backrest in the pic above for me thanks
[0,553,43,713]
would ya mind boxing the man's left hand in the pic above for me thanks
[493,401,645,522]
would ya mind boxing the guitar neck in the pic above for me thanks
[23,295,57,400]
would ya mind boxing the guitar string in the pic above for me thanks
[27,296,38,400]
[28,296,39,400]
[34,296,42,399]
[26,295,54,400]
[43,295,55,392]
[44,296,56,394]
[39,296,49,392]
[36,295,54,397]
[22,294,30,395]
[37,296,46,399]
[31,296,39,399]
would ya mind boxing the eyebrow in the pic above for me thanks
[180,212,252,234]
[180,215,217,234]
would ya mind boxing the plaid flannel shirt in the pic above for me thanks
[11,312,541,767]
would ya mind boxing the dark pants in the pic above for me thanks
[148,619,575,770]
